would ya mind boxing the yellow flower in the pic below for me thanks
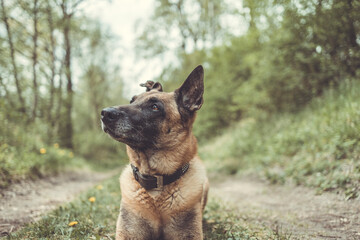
[68,221,78,227]
[96,185,103,190]
[40,148,46,154]
[58,150,65,156]
[69,152,74,158]
[53,143,59,149]
[88,197,96,203]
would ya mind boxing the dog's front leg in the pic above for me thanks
[162,204,204,240]
[116,203,160,240]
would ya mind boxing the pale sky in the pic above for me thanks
[82,0,246,97]
[83,0,162,98]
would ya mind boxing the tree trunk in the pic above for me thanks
[346,0,357,48]
[61,15,74,149]
[55,63,64,139]
[345,0,359,76]
[0,76,15,109]
[58,0,85,148]
[31,0,39,121]
[1,0,26,114]
[46,1,57,140]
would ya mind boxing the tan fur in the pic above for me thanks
[115,90,209,240]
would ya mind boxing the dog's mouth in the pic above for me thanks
[101,121,121,139]
[101,118,156,148]
[102,122,150,149]
[101,120,138,146]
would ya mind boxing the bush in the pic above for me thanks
[201,79,360,196]
[74,129,128,169]
[0,116,86,188]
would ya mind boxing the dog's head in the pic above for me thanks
[101,65,204,149]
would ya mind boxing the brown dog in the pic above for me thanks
[101,65,209,240]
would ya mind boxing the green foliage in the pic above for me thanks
[0,1,127,186]
[74,130,128,169]
[139,0,360,142]
[0,120,84,188]
[0,101,126,188]
[201,79,360,197]
[135,0,230,57]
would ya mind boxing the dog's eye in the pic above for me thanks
[152,104,159,111]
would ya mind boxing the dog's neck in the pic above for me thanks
[126,134,198,176]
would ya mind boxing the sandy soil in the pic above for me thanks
[211,176,360,240]
[0,170,118,236]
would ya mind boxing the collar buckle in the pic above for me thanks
[154,175,164,191]
[131,164,139,181]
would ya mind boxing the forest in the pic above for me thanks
[1,0,360,238]
[0,0,128,187]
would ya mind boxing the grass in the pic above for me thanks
[0,112,127,189]
[7,175,121,240]
[203,198,292,240]
[200,79,360,198]
[6,174,291,240]
[0,112,86,189]
[0,141,87,189]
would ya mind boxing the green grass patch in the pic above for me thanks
[203,198,291,240]
[8,175,288,240]
[7,175,121,239]
[0,111,127,189]
[201,79,360,198]
[0,142,87,189]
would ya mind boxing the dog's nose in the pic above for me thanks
[101,107,120,122]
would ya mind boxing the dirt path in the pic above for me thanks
[1,171,359,239]
[0,170,118,236]
[211,176,360,240]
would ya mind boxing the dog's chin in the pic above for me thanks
[101,122,151,148]
[102,125,138,146]
[102,124,123,141]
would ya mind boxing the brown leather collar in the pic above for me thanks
[131,163,190,191]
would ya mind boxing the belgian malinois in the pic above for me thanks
[101,65,209,240]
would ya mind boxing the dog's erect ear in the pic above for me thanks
[140,80,163,92]
[175,65,204,112]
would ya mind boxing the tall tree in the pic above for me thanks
[42,0,63,141]
[75,20,123,130]
[57,0,85,149]
[1,0,26,114]
[31,0,39,120]
[136,0,228,58]
[45,1,57,129]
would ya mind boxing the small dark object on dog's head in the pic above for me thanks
[140,80,163,92]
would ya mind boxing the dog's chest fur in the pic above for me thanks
[120,156,206,217]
